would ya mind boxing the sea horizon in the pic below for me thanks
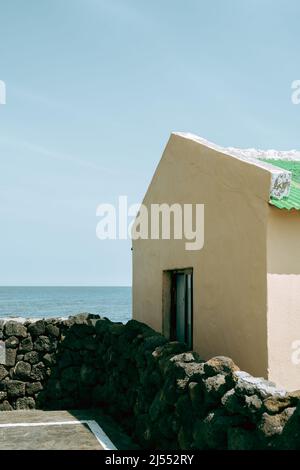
[0,286,132,323]
[0,285,132,287]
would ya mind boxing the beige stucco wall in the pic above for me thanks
[267,207,300,390]
[133,133,272,378]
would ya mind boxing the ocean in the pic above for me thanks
[0,286,132,323]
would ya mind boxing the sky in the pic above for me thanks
[1,0,300,286]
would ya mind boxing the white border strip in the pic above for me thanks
[85,420,117,450]
[0,419,117,450]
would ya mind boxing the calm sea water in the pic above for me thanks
[0,287,132,323]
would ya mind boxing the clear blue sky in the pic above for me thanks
[1,0,300,286]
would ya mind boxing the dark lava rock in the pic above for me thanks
[30,362,46,381]
[28,320,46,337]
[24,351,40,365]
[6,380,26,398]
[26,381,43,395]
[5,336,19,349]
[19,336,33,353]
[227,427,259,450]
[80,363,97,385]
[203,356,239,377]
[0,400,13,411]
[46,324,60,338]
[14,361,32,380]
[0,365,8,381]
[42,353,56,366]
[193,409,244,450]
[5,349,17,367]
[203,373,229,398]
[4,321,27,338]
[0,391,7,402]
[15,397,35,410]
[34,336,51,352]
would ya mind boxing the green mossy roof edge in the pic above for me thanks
[260,159,300,210]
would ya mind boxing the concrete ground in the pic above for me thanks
[0,409,138,450]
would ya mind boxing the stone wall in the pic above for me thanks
[1,314,300,449]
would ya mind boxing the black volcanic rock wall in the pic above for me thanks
[0,314,300,449]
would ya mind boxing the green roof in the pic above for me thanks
[260,159,300,210]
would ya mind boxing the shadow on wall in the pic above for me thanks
[268,207,300,275]
[1,314,300,449]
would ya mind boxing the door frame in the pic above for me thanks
[162,268,193,349]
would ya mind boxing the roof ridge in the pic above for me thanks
[173,132,292,201]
